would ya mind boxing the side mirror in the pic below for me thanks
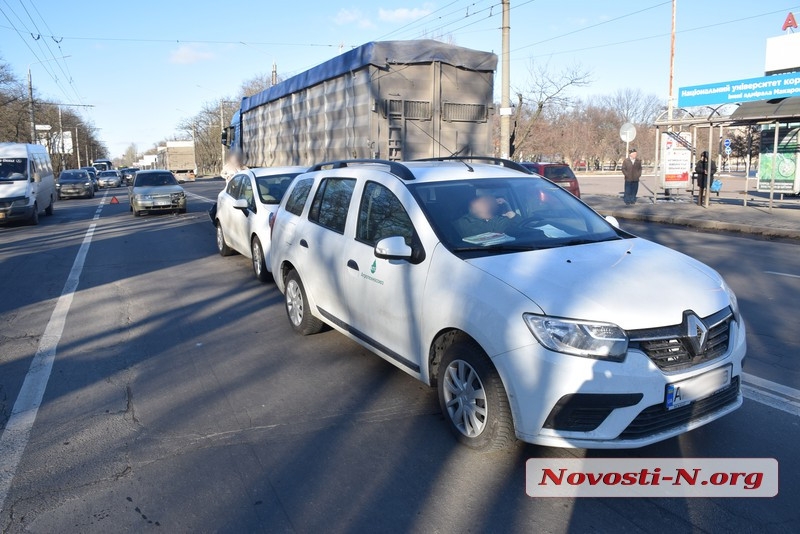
[605,215,620,229]
[232,198,249,211]
[374,236,412,261]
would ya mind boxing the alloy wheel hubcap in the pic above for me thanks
[216,227,224,250]
[443,359,487,437]
[286,280,303,326]
[253,241,262,274]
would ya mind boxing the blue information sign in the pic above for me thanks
[678,72,800,107]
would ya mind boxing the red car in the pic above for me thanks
[519,162,581,198]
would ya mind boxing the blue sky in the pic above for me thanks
[1,0,798,158]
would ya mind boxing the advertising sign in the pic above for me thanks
[678,71,800,107]
[758,126,800,194]
[660,132,692,189]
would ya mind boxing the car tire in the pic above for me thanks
[438,340,516,452]
[178,208,187,214]
[284,270,324,336]
[29,202,39,225]
[133,208,141,217]
[251,237,270,283]
[45,196,54,216]
[216,223,234,256]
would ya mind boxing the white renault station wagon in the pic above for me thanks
[269,158,745,451]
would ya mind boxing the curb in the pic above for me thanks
[603,209,800,240]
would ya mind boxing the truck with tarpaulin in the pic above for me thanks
[222,40,498,167]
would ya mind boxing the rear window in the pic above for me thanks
[308,178,356,234]
[254,173,299,204]
[284,178,313,216]
[543,166,576,180]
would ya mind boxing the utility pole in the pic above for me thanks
[667,0,676,126]
[220,100,225,170]
[75,127,81,168]
[499,0,511,158]
[28,69,35,144]
[271,62,278,86]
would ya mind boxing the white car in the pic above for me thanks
[269,158,746,451]
[214,167,306,281]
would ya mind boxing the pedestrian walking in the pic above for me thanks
[694,151,717,206]
[622,148,642,205]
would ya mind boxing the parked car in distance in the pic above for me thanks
[56,169,95,199]
[128,170,186,216]
[121,167,139,186]
[79,166,99,191]
[214,166,305,281]
[519,162,581,198]
[269,158,745,451]
[97,170,122,188]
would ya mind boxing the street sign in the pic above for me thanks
[725,146,732,155]
[34,124,52,131]
[619,122,636,143]
[724,138,731,147]
[678,71,800,107]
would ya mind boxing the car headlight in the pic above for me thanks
[135,194,152,201]
[722,280,740,321]
[171,191,185,199]
[524,314,628,361]
[11,198,29,207]
[85,182,92,187]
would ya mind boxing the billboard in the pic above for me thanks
[757,126,800,194]
[660,132,692,189]
[678,71,800,107]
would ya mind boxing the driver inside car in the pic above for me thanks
[455,195,519,238]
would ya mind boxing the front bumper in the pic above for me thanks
[0,200,34,222]
[132,196,187,211]
[494,316,746,449]
[59,188,92,198]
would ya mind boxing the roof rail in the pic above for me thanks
[413,156,533,174]
[308,159,416,181]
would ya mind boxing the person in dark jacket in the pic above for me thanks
[621,148,643,205]
[455,196,518,238]
[694,151,716,206]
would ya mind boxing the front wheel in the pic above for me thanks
[251,237,270,282]
[438,340,516,451]
[29,203,39,226]
[284,270,324,336]
[45,196,54,216]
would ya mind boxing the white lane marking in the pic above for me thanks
[764,271,800,279]
[742,372,800,418]
[92,190,109,220]
[0,219,101,511]
[186,191,216,203]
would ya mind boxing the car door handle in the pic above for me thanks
[347,260,359,271]
[299,239,308,248]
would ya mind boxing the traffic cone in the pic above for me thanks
[110,196,119,204]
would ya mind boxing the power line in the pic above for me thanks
[374,0,462,40]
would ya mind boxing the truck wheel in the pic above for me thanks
[45,196,54,216]
[438,340,516,452]
[29,203,39,226]
[284,270,324,336]
[216,223,234,256]
[251,237,270,282]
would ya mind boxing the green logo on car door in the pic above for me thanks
[370,260,377,274]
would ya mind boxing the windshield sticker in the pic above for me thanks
[462,232,516,246]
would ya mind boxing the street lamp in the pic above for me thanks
[28,55,71,143]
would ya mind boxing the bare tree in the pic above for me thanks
[510,60,592,159]
[600,88,664,125]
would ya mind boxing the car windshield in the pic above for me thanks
[410,177,627,256]
[99,171,116,177]
[254,173,300,204]
[0,158,28,181]
[59,172,87,183]
[135,173,178,187]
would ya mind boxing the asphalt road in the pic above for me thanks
[0,181,798,533]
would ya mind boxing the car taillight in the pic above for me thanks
[268,211,277,239]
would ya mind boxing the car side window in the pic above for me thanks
[308,178,356,234]
[285,178,313,216]
[226,175,243,198]
[239,178,255,211]
[356,182,415,246]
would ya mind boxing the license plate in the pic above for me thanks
[155,200,171,206]
[665,365,732,410]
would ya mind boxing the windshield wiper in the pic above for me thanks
[452,244,540,253]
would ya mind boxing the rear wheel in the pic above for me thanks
[438,340,516,451]
[284,270,324,336]
[216,223,234,256]
[251,237,270,282]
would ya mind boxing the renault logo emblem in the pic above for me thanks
[684,312,708,356]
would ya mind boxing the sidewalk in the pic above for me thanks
[578,173,800,240]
